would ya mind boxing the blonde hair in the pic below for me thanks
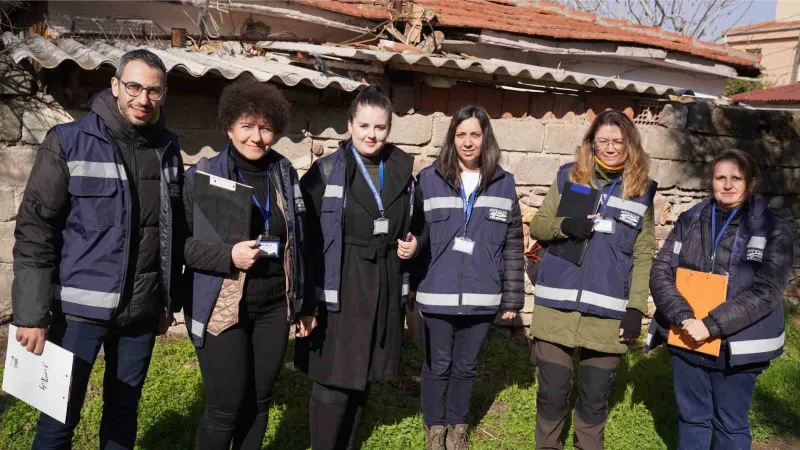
[569,110,651,199]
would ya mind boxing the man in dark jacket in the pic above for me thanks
[11,50,184,449]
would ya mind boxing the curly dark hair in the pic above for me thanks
[217,77,290,133]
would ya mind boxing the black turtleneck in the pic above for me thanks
[231,147,287,314]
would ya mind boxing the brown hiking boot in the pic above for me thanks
[425,425,446,450]
[446,424,470,450]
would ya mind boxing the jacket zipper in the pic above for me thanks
[457,183,483,315]
[119,135,140,324]
[108,133,134,321]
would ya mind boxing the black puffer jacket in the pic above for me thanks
[650,196,793,340]
[11,89,184,327]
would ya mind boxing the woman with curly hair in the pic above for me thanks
[181,76,308,450]
[529,110,656,450]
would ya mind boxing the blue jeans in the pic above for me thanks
[671,353,761,450]
[32,317,156,450]
[420,313,494,427]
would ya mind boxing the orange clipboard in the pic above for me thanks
[667,268,728,357]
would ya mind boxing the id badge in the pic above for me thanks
[452,236,475,255]
[256,235,280,258]
[593,216,616,234]
[374,218,389,235]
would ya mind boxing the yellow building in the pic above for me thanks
[725,0,800,87]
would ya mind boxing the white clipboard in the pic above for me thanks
[2,325,74,423]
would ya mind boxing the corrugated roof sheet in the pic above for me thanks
[1,33,364,91]
[258,40,691,95]
[295,0,759,69]
[730,83,800,103]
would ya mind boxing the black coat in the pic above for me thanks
[295,144,426,390]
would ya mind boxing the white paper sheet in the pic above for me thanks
[2,325,74,423]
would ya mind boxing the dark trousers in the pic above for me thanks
[32,317,156,450]
[534,339,620,450]
[309,382,371,450]
[671,354,761,450]
[420,312,494,427]
[194,303,289,450]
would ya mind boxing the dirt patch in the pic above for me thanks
[0,323,8,366]
[753,437,800,450]
[487,401,509,415]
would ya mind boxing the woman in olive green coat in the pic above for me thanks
[529,110,655,450]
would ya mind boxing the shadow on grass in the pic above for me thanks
[613,346,678,449]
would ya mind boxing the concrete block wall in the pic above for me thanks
[1,77,799,329]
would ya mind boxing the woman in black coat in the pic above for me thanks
[182,78,308,450]
[648,149,793,450]
[295,88,428,450]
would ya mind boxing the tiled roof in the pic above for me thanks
[295,0,759,68]
[727,20,800,36]
[730,83,800,103]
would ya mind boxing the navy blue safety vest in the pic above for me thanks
[534,163,657,319]
[183,147,306,346]
[415,163,517,315]
[315,145,412,311]
[53,111,181,320]
[646,196,785,366]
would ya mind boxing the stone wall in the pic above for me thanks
[1,70,799,329]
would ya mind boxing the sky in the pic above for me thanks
[721,0,777,31]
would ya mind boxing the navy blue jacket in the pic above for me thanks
[182,146,306,346]
[415,162,524,315]
[12,109,183,324]
[647,196,792,366]
[534,163,657,320]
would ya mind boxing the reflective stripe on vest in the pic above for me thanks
[474,196,512,210]
[605,195,648,216]
[416,292,502,306]
[424,196,463,211]
[730,332,785,356]
[53,284,120,309]
[581,290,628,312]
[67,160,127,180]
[183,314,204,338]
[324,184,344,198]
[534,285,578,302]
[748,236,767,249]
[673,241,682,254]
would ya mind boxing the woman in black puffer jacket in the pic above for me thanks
[648,149,794,450]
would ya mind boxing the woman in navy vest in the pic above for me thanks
[415,106,524,449]
[648,149,793,450]
[529,110,656,450]
[182,78,308,450]
[294,87,427,450]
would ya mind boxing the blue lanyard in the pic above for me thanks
[598,177,621,216]
[236,169,270,233]
[710,203,740,270]
[460,181,479,235]
[350,145,385,217]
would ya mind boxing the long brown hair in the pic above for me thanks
[437,106,501,190]
[569,110,651,199]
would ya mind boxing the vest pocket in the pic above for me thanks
[68,179,118,227]
[481,209,510,244]
[428,208,452,244]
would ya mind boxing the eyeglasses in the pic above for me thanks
[594,139,625,150]
[117,79,166,101]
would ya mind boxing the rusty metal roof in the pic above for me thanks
[258,40,693,95]
[1,33,364,91]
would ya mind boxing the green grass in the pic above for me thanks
[2,306,799,449]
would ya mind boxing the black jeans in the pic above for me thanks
[420,312,494,427]
[195,302,289,450]
[309,382,371,450]
[33,317,156,450]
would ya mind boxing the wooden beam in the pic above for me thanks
[160,0,378,35]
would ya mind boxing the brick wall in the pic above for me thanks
[1,70,799,331]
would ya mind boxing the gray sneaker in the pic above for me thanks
[445,424,469,450]
[425,425,446,450]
